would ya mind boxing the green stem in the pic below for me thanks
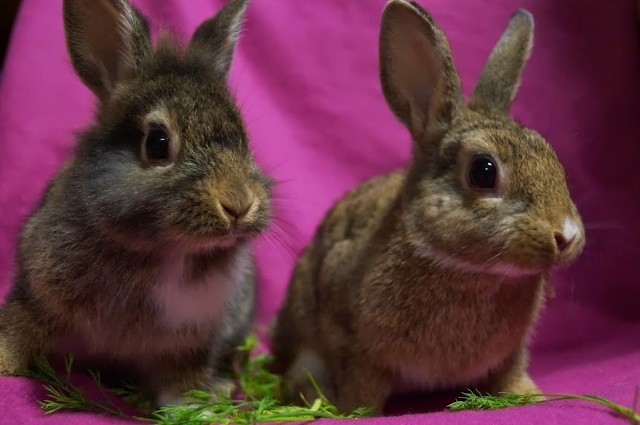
[538,394,640,424]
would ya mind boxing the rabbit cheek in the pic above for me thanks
[507,219,558,270]
[404,188,468,253]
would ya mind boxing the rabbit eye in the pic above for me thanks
[468,154,498,189]
[145,125,171,162]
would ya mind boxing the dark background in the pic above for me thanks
[1,0,22,66]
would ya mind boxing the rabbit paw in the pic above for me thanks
[208,377,236,399]
[284,347,336,405]
[0,341,23,375]
[501,373,544,400]
[156,377,236,407]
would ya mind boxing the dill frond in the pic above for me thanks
[448,389,640,424]
[25,334,372,424]
[23,354,129,418]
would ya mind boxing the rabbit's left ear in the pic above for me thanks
[188,0,249,79]
[470,10,534,113]
[63,0,151,101]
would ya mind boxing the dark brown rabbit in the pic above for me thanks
[0,0,271,407]
[271,0,585,414]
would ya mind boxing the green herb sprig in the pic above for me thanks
[24,334,372,424]
[22,354,131,418]
[448,389,640,424]
[25,338,638,424]
[150,334,372,424]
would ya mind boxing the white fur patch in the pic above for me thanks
[153,248,250,330]
[562,217,579,243]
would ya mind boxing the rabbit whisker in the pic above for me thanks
[583,222,625,230]
[269,218,300,245]
[262,220,298,255]
[480,251,506,273]
[258,231,296,261]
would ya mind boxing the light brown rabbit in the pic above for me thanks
[0,0,272,407]
[271,0,585,415]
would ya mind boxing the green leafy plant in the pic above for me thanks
[24,335,372,424]
[22,354,131,418]
[150,334,372,424]
[448,389,640,424]
[27,338,638,424]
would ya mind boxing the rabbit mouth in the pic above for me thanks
[209,234,240,248]
[186,235,239,251]
[477,261,543,277]
[167,230,243,252]
[412,239,545,278]
[429,251,543,278]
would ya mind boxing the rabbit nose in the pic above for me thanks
[554,217,579,253]
[221,201,251,219]
[554,232,574,253]
[219,191,254,221]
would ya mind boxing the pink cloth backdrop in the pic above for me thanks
[1,0,639,424]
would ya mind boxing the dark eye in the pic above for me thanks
[145,125,171,162]
[468,154,498,189]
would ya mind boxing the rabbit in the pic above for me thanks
[271,0,585,415]
[0,0,272,407]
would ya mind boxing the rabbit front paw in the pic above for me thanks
[0,339,25,375]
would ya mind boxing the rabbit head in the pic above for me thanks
[63,0,271,251]
[379,0,584,276]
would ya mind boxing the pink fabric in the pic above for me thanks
[1,0,639,424]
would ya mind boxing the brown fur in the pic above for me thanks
[271,0,585,414]
[0,0,270,408]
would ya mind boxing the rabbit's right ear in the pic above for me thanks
[469,10,534,113]
[379,0,462,139]
[63,0,151,101]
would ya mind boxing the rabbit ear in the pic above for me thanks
[379,0,462,138]
[63,0,151,101]
[187,0,249,78]
[470,10,534,113]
